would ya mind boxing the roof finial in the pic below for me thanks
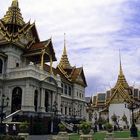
[63,33,67,55]
[12,0,18,7]
[119,49,123,76]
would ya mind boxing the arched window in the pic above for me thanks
[0,59,3,74]
[34,90,38,112]
[11,87,22,113]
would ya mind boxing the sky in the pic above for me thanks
[1,0,140,96]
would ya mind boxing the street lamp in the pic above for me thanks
[125,88,139,138]
[51,100,59,134]
[0,94,9,134]
[52,101,58,115]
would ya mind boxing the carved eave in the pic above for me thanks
[23,39,57,63]
[27,23,40,43]
[57,65,72,82]
[0,21,32,48]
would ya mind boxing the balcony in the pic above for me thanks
[5,64,52,81]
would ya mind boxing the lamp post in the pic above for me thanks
[125,88,139,138]
[0,94,9,134]
[52,100,59,134]
[52,101,58,116]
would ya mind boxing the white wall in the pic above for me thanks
[109,103,131,127]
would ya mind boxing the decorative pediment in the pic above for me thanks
[106,84,132,106]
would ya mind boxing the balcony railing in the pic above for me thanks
[5,64,52,80]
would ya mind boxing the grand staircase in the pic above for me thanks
[3,110,22,123]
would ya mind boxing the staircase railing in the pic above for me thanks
[3,110,22,123]
[61,120,73,131]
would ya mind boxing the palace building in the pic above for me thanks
[89,58,140,129]
[0,0,87,134]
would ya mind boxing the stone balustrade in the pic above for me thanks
[6,64,54,81]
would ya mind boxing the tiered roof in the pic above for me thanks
[57,35,87,87]
[106,58,132,105]
[92,56,133,109]
[0,0,56,65]
[2,0,25,27]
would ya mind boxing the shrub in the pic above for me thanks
[19,121,29,133]
[58,123,66,131]
[80,121,91,134]
[105,123,113,132]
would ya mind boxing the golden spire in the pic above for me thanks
[119,50,123,76]
[114,51,129,89]
[1,0,25,27]
[58,33,72,69]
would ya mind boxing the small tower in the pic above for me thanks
[1,0,25,33]
[114,51,129,89]
[58,34,72,69]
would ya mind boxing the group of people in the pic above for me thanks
[5,124,16,135]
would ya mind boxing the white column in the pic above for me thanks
[57,93,61,114]
[22,83,34,111]
[52,91,55,106]
[40,88,45,112]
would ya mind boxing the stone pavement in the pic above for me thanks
[28,135,53,140]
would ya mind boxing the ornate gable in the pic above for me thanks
[23,39,57,64]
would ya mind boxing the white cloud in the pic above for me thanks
[1,0,140,96]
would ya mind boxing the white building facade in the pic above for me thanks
[0,0,87,134]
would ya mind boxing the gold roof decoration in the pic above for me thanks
[1,0,25,26]
[58,33,72,69]
[106,53,131,106]
[114,53,129,90]
[12,0,18,7]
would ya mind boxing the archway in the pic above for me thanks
[11,87,22,113]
